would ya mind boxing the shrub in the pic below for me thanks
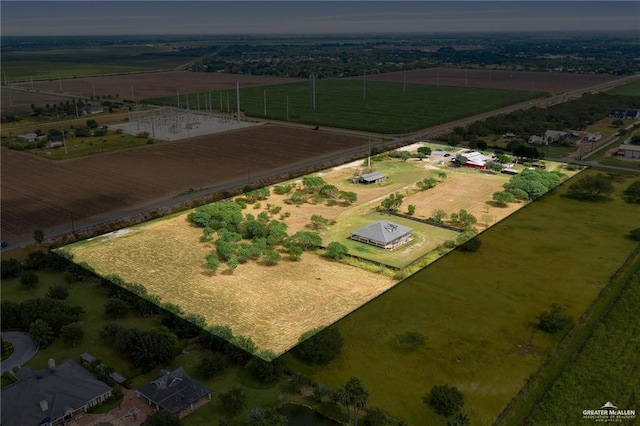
[46,284,70,300]
[566,173,614,200]
[292,327,343,365]
[197,352,227,379]
[325,242,348,260]
[629,228,640,241]
[20,271,39,289]
[426,385,464,417]
[538,303,575,334]
[395,331,425,353]
[458,237,482,252]
[219,386,247,415]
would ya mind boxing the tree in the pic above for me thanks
[380,193,404,212]
[219,386,247,415]
[426,385,464,417]
[493,191,516,207]
[455,155,468,166]
[339,191,358,205]
[1,258,22,279]
[286,244,303,261]
[623,181,640,204]
[538,303,575,334]
[288,231,322,251]
[325,242,348,260]
[566,173,614,200]
[485,161,502,172]
[86,119,99,129]
[104,297,129,319]
[46,284,69,300]
[33,229,45,245]
[419,177,437,190]
[60,324,84,347]
[341,377,369,426]
[20,271,39,289]
[310,214,330,230]
[447,412,471,426]
[206,254,221,272]
[263,249,281,266]
[292,327,343,365]
[407,205,416,216]
[302,176,327,193]
[247,356,286,384]
[417,146,432,156]
[132,327,181,372]
[476,140,488,151]
[430,210,447,223]
[319,184,340,199]
[197,352,227,379]
[458,237,482,252]
[457,210,477,228]
[363,408,389,426]
[142,411,181,426]
[29,319,53,348]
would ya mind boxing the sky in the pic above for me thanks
[1,1,638,36]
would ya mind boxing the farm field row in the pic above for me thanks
[286,169,640,425]
[145,79,546,134]
[0,125,370,243]
[61,146,572,355]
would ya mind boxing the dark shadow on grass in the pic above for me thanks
[560,194,614,203]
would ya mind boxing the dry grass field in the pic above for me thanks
[61,148,572,355]
[65,214,394,354]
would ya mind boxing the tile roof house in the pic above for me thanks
[137,368,211,415]
[0,359,112,426]
[351,221,413,250]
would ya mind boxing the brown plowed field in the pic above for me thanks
[1,125,368,243]
[13,71,304,100]
[356,68,620,94]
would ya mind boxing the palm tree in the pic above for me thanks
[335,385,351,422]
[345,377,369,426]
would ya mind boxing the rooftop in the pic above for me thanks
[137,368,211,414]
[351,221,413,244]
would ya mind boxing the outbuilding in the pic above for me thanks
[351,221,413,250]
[356,171,386,184]
[618,144,640,159]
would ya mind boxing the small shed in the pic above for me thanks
[356,172,386,184]
[17,133,41,143]
[80,353,96,365]
[351,221,413,250]
[109,372,127,387]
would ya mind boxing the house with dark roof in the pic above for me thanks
[625,109,639,119]
[356,171,386,184]
[610,109,627,119]
[0,359,112,426]
[351,221,413,250]
[137,368,211,415]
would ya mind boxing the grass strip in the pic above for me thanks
[496,244,640,425]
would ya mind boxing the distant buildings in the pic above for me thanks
[17,133,46,143]
[609,109,639,119]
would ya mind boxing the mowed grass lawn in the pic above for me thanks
[285,169,640,425]
[145,80,545,134]
[1,270,160,377]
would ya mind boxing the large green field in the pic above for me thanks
[1,46,192,81]
[528,270,640,425]
[285,169,640,425]
[144,80,546,134]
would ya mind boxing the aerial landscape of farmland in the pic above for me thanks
[1,2,639,426]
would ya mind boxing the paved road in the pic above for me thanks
[1,332,38,374]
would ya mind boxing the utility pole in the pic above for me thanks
[236,81,240,123]
[363,70,366,101]
[286,95,289,120]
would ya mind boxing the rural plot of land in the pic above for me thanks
[62,148,559,356]
[63,216,394,355]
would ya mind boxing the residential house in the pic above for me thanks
[351,221,413,250]
[137,368,211,415]
[0,359,112,426]
[527,135,546,145]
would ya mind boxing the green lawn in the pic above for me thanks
[285,169,640,425]
[1,271,160,376]
[528,269,640,425]
[607,79,640,96]
[1,46,190,81]
[145,80,546,134]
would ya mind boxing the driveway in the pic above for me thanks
[1,331,38,374]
